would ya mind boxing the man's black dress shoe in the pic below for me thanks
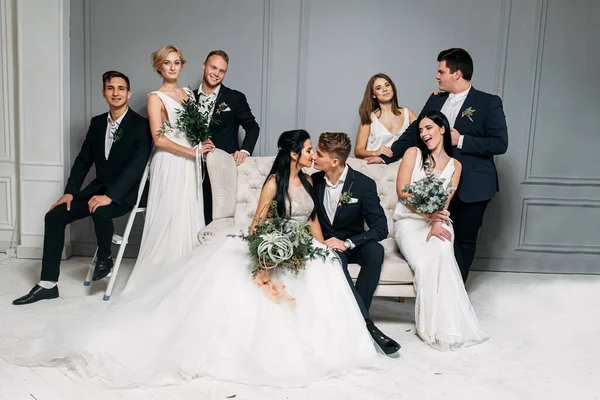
[13,285,59,305]
[366,318,401,355]
[92,257,114,281]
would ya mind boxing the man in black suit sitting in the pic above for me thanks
[312,132,400,355]
[370,48,509,283]
[13,71,152,305]
[194,50,260,224]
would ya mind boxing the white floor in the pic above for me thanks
[0,257,598,400]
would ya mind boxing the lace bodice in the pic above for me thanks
[286,184,314,223]
[149,89,193,147]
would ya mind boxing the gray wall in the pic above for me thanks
[69,0,600,274]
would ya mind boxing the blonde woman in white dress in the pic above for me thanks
[124,45,215,293]
[355,73,417,161]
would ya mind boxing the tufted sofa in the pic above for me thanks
[202,149,416,298]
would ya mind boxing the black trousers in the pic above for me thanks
[448,196,490,283]
[41,193,131,282]
[336,241,384,319]
[202,166,213,225]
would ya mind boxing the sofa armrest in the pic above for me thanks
[205,149,238,220]
[197,218,235,244]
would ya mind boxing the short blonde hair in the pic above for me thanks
[151,45,187,76]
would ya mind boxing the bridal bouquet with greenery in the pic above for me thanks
[401,159,455,214]
[232,202,330,276]
[158,94,218,146]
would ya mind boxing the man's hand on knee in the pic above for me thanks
[88,195,112,213]
[49,194,73,211]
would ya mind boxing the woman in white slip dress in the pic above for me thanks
[124,46,214,292]
[393,110,489,351]
[355,73,417,160]
[0,130,386,387]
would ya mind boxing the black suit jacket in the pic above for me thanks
[381,87,508,203]
[64,109,152,207]
[312,167,388,247]
[194,84,260,154]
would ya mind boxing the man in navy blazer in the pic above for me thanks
[372,48,508,283]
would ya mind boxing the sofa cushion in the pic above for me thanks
[205,149,415,293]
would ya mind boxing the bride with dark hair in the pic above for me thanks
[1,130,386,387]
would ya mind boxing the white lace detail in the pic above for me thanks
[286,185,314,223]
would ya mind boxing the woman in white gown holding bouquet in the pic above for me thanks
[124,45,214,292]
[0,130,384,387]
[393,110,489,350]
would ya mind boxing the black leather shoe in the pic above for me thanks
[92,257,114,281]
[13,285,59,305]
[366,318,400,355]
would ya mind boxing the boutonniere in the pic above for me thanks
[215,102,229,114]
[113,126,123,142]
[338,191,358,207]
[461,107,476,122]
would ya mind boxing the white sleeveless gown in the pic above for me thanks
[366,108,410,151]
[393,148,489,350]
[124,89,204,293]
[0,185,385,387]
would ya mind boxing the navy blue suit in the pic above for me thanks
[312,167,388,318]
[382,87,508,281]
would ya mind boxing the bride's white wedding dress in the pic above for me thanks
[0,184,383,387]
[393,148,489,350]
[124,89,204,293]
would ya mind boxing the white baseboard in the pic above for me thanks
[17,243,72,260]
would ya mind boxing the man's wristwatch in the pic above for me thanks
[344,239,355,250]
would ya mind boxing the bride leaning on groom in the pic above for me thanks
[3,44,489,387]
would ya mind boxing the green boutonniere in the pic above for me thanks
[338,191,355,207]
[113,126,123,142]
[215,102,229,115]
[461,107,476,122]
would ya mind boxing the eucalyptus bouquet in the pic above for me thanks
[158,95,217,146]
[401,159,455,214]
[232,202,330,276]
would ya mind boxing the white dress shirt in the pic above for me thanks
[323,165,349,223]
[105,108,128,159]
[440,85,471,149]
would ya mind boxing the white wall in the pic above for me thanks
[0,0,18,253]
[3,0,599,273]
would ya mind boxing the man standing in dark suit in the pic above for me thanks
[370,48,509,283]
[194,50,260,224]
[12,71,152,305]
[312,132,400,355]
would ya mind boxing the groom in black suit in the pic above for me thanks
[12,71,152,305]
[194,50,260,224]
[372,48,509,283]
[312,132,400,355]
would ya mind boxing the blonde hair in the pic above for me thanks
[151,45,187,76]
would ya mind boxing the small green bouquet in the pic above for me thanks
[401,159,455,214]
[158,94,217,146]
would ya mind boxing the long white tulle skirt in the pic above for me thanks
[0,228,386,387]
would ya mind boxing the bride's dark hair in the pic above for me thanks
[264,129,316,219]
[415,110,453,169]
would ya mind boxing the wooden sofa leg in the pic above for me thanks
[398,297,405,303]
